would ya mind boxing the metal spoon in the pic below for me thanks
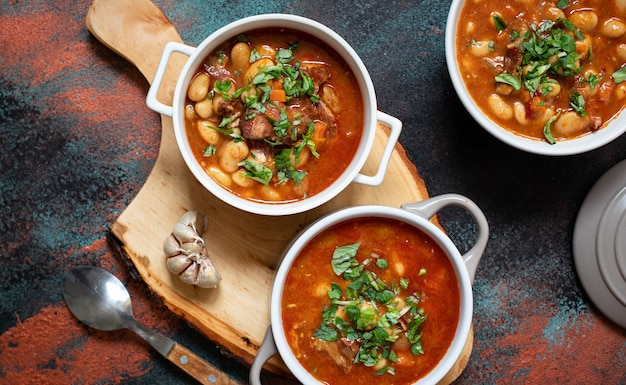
[61,266,241,385]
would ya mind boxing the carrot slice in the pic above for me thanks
[269,88,287,103]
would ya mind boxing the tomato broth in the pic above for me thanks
[185,28,364,203]
[281,217,461,384]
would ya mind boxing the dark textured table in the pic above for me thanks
[1,0,625,384]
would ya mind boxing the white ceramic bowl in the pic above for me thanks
[445,0,626,156]
[250,194,489,385]
[147,14,402,215]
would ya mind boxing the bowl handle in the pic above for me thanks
[401,194,489,283]
[353,111,403,186]
[249,326,278,385]
[146,42,195,117]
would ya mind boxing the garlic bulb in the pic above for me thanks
[163,210,221,288]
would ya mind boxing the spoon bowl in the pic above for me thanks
[61,266,241,385]
[62,265,132,331]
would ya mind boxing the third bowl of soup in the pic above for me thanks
[446,0,626,155]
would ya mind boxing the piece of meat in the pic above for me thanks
[241,113,273,140]
[310,338,360,374]
[300,61,332,93]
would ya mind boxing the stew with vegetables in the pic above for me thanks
[281,218,460,384]
[184,28,363,203]
[456,0,626,143]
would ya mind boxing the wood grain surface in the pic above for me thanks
[86,0,472,382]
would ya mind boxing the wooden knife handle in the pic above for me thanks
[166,342,243,385]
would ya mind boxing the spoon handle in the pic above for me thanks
[166,342,243,385]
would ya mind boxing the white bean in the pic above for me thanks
[617,43,626,61]
[615,83,626,100]
[256,44,276,58]
[552,111,590,137]
[184,104,196,121]
[321,84,341,113]
[569,10,598,33]
[218,140,249,173]
[244,58,274,83]
[231,42,251,71]
[197,120,222,146]
[232,170,256,188]
[487,94,513,120]
[194,99,214,119]
[600,18,626,38]
[545,7,565,21]
[207,167,232,187]
[188,73,210,102]
[513,102,528,125]
[469,40,492,57]
[260,187,281,201]
[465,21,476,35]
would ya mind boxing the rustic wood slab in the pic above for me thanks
[86,0,472,382]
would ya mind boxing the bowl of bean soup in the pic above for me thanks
[446,0,626,155]
[147,14,402,215]
[250,194,489,385]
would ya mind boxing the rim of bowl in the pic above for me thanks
[270,205,473,384]
[445,0,626,156]
[172,14,377,215]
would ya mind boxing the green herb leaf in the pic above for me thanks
[275,48,294,64]
[543,114,558,145]
[557,0,569,9]
[612,66,626,83]
[249,49,261,63]
[569,92,587,116]
[375,258,388,270]
[213,80,233,101]
[495,73,522,90]
[492,15,507,32]
[313,323,338,341]
[202,145,216,157]
[331,243,360,276]
[237,158,273,186]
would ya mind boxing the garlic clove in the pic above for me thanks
[179,210,208,235]
[177,263,199,286]
[172,222,203,244]
[167,254,193,275]
[163,234,183,257]
[195,260,222,288]
[182,241,204,255]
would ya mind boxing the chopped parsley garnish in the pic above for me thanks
[314,243,428,375]
[494,73,522,91]
[237,158,273,186]
[495,19,585,97]
[543,114,559,145]
[202,145,216,157]
[275,149,307,186]
[557,0,569,9]
[612,67,626,83]
[569,92,587,116]
[492,15,507,32]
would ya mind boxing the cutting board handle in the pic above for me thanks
[86,0,187,98]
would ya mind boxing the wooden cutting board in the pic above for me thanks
[86,0,472,382]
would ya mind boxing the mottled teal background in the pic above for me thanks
[1,0,625,384]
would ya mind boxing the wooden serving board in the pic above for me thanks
[87,0,472,382]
